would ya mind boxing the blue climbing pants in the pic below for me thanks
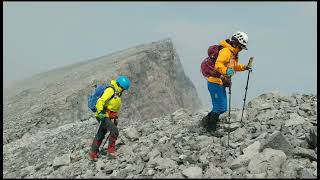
[207,81,227,114]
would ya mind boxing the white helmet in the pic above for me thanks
[232,31,248,50]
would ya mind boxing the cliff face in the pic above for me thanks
[114,38,202,122]
[3,38,202,145]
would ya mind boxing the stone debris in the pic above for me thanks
[3,78,317,179]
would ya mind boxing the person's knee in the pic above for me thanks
[212,101,226,113]
[95,133,105,141]
[110,127,119,138]
[214,102,226,114]
[220,96,227,113]
[221,105,227,113]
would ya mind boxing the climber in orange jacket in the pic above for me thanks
[200,31,252,133]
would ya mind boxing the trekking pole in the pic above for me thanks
[95,120,102,137]
[228,83,231,148]
[100,132,110,153]
[240,57,254,126]
[93,119,110,154]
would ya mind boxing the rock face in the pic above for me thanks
[3,38,201,145]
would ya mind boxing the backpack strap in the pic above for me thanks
[211,46,224,78]
[107,85,116,100]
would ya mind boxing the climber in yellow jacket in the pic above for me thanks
[88,75,131,161]
[207,40,247,85]
[200,32,252,133]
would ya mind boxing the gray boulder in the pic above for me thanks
[300,168,316,179]
[52,153,71,170]
[261,131,293,155]
[230,128,247,142]
[257,102,274,111]
[306,126,317,148]
[195,135,213,149]
[281,159,304,178]
[147,157,177,170]
[248,148,287,177]
[203,164,223,178]
[158,136,169,144]
[230,141,261,169]
[300,103,313,112]
[292,146,317,161]
[279,96,297,105]
[285,113,306,127]
[246,173,266,178]
[123,127,140,141]
[182,166,202,178]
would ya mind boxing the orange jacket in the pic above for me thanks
[207,40,246,85]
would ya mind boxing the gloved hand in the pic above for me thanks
[244,65,252,71]
[221,76,232,87]
[107,110,118,120]
[97,112,106,120]
[226,68,234,76]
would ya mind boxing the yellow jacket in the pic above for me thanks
[95,80,122,118]
[207,40,246,85]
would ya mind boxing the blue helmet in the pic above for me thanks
[116,75,131,90]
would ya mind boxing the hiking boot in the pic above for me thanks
[199,112,211,128]
[87,151,99,161]
[207,112,219,133]
[90,139,102,152]
[107,136,117,158]
[107,146,116,158]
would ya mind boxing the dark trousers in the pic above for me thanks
[91,117,119,152]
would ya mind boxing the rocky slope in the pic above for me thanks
[3,38,201,145]
[3,92,317,178]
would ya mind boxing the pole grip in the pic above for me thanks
[247,57,253,68]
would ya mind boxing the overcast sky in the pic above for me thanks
[4,2,317,109]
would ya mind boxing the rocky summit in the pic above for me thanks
[3,91,317,178]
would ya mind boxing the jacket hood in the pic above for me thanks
[220,40,240,54]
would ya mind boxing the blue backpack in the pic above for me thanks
[87,84,115,112]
